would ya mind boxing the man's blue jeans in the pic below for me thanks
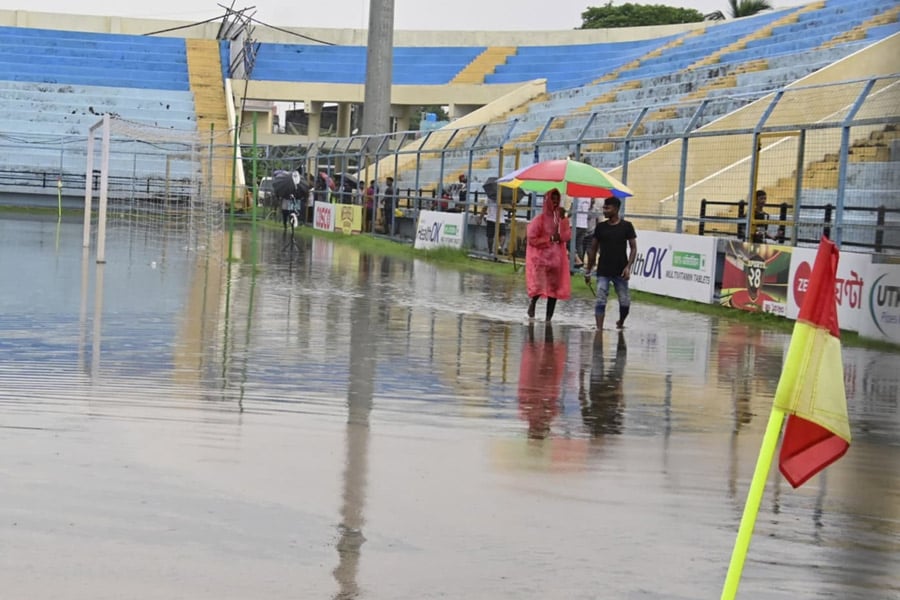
[594,275,630,316]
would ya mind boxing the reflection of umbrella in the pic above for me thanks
[483,176,525,203]
[500,159,633,198]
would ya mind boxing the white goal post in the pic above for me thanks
[82,114,222,263]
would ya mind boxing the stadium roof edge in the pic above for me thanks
[0,8,709,46]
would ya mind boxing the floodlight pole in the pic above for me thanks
[362,0,395,136]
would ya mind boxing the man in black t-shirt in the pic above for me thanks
[584,197,637,330]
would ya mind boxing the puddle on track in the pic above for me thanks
[1,217,898,599]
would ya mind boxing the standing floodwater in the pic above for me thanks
[1,216,898,599]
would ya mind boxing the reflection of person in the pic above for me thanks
[584,197,637,329]
[518,323,566,440]
[581,330,626,436]
[526,188,572,321]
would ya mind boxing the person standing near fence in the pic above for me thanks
[382,176,396,235]
[526,188,572,321]
[484,187,507,255]
[572,197,595,270]
[364,180,376,232]
[584,197,637,330]
[751,189,784,244]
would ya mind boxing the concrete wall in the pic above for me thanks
[357,79,548,182]
[232,79,531,107]
[0,9,704,46]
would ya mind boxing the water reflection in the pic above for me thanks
[333,254,375,599]
[90,262,105,379]
[580,330,627,436]
[517,323,566,440]
[2,217,899,599]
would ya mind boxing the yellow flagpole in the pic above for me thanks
[721,406,786,600]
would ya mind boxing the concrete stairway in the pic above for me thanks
[452,46,517,84]
[819,3,900,48]
[185,38,234,205]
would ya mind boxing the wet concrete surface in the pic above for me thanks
[1,217,898,599]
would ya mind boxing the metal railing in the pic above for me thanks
[2,76,898,257]
[274,75,899,257]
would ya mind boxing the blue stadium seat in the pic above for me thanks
[0,25,190,90]
[251,43,485,85]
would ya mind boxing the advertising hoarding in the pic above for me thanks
[334,203,363,235]
[628,230,717,304]
[719,240,792,315]
[313,201,335,232]
[414,210,466,251]
[858,262,900,344]
[786,246,871,332]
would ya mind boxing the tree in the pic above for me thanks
[580,2,705,29]
[728,0,773,18]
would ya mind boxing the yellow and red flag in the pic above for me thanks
[773,237,850,488]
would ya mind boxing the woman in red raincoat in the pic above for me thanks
[526,188,572,321]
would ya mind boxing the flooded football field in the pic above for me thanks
[1,215,897,599]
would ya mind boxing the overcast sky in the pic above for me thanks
[18,0,811,31]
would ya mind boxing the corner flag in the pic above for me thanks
[722,236,850,599]
[774,236,850,487]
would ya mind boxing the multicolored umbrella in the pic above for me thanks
[499,159,633,198]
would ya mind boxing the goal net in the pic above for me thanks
[83,115,228,263]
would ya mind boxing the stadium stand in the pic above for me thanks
[403,0,898,189]
[452,47,518,85]
[0,0,896,231]
[251,43,487,85]
[0,25,217,197]
[0,26,190,90]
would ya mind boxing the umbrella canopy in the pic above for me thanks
[483,176,525,203]
[272,170,310,199]
[500,159,633,198]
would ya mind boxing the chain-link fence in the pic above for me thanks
[263,75,897,258]
[2,76,897,258]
